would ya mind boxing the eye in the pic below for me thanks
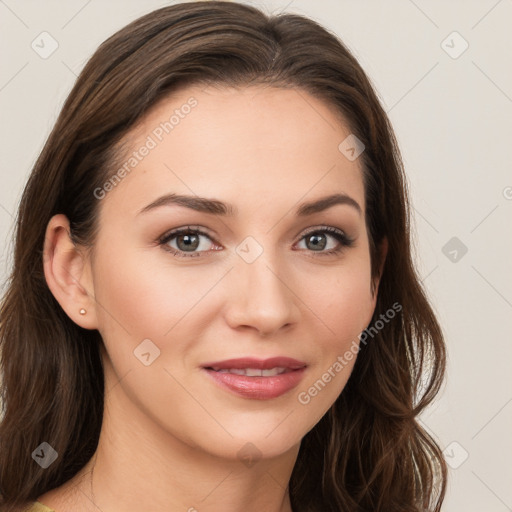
[295,226,354,256]
[158,226,220,258]
[158,225,354,258]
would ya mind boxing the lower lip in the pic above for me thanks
[202,368,307,400]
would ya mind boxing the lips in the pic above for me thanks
[201,357,308,400]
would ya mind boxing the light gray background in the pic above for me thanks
[1,0,511,510]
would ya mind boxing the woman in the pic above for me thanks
[0,2,447,511]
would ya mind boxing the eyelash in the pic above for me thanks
[158,225,355,259]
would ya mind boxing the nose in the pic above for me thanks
[224,250,300,337]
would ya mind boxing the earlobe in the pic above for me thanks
[42,214,98,329]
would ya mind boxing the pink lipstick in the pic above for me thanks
[201,357,307,400]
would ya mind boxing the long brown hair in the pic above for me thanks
[0,2,447,510]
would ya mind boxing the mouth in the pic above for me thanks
[200,357,308,400]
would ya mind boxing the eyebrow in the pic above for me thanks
[138,192,362,217]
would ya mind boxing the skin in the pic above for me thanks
[39,85,387,512]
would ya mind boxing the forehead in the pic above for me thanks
[101,85,366,219]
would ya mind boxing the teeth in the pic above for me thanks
[212,367,289,376]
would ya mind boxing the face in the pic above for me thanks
[85,85,380,461]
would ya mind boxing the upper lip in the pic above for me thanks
[202,357,307,370]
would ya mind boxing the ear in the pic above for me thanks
[42,214,98,329]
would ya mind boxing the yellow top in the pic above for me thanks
[24,502,55,512]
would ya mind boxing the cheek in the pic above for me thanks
[305,260,374,337]
[299,255,374,396]
[316,283,370,375]
[93,245,203,337]
[323,280,371,325]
